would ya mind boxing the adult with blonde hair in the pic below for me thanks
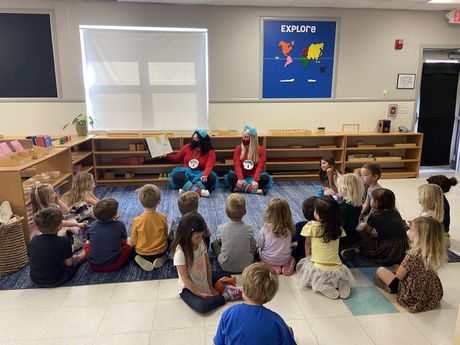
[225,125,272,195]
[375,217,446,313]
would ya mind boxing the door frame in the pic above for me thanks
[415,45,460,170]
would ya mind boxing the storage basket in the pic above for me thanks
[0,216,28,276]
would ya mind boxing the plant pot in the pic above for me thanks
[75,124,88,137]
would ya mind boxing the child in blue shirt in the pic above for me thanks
[84,198,131,272]
[213,262,297,345]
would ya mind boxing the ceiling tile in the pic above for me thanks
[371,0,419,9]
[292,0,338,7]
[207,0,251,5]
[332,0,381,8]
[410,2,460,9]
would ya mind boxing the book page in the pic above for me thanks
[145,135,173,158]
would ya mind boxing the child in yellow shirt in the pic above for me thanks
[131,184,168,271]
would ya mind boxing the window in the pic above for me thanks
[80,26,208,131]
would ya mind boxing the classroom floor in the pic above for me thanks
[0,170,459,345]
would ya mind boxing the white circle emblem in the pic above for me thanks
[243,159,254,170]
[188,159,199,169]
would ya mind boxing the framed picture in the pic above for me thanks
[342,124,360,133]
[396,74,416,89]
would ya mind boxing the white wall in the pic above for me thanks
[0,0,459,135]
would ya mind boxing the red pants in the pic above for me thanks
[84,242,132,272]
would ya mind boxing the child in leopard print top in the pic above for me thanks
[374,217,446,313]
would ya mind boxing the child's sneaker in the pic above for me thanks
[135,255,154,271]
[200,189,210,198]
[72,234,83,252]
[222,285,243,301]
[281,256,296,276]
[318,288,339,299]
[374,274,392,293]
[338,280,350,299]
[153,254,168,269]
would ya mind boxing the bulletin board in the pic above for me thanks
[0,13,57,98]
[262,18,338,99]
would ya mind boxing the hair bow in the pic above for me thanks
[194,128,208,138]
[243,125,257,136]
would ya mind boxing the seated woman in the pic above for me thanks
[225,125,272,195]
[166,129,219,197]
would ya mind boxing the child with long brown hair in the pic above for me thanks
[257,197,296,276]
[173,212,242,314]
[375,217,446,313]
[297,196,354,299]
[318,157,340,195]
[357,188,408,265]
[62,172,99,207]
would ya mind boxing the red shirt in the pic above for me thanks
[233,145,266,181]
[166,143,216,177]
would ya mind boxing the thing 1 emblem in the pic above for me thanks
[243,160,254,170]
[188,159,199,169]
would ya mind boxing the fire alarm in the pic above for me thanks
[395,39,404,50]
[388,104,398,117]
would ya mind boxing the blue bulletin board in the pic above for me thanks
[262,19,337,99]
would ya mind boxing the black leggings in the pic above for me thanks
[172,172,216,190]
[227,172,270,190]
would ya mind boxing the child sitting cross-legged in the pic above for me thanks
[28,208,86,288]
[169,191,211,250]
[173,212,243,314]
[131,184,169,271]
[213,263,297,345]
[84,198,132,272]
[211,194,257,273]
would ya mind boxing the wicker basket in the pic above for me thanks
[0,216,28,276]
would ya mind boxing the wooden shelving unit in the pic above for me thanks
[344,132,423,179]
[92,134,182,185]
[264,133,345,179]
[90,132,423,185]
[54,136,95,176]
[0,147,73,243]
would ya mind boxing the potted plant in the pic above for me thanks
[63,114,94,136]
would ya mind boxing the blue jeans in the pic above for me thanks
[179,272,228,314]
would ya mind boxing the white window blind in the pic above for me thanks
[79,26,208,131]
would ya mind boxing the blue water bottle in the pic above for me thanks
[317,187,324,197]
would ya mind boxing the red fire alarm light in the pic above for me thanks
[395,39,404,50]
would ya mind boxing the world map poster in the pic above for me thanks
[262,19,337,99]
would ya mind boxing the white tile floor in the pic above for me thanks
[1,172,459,345]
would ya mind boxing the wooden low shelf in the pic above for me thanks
[89,131,423,185]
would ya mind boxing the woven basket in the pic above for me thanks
[0,216,28,276]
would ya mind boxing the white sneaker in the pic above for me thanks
[200,190,210,197]
[153,255,168,269]
[179,188,185,195]
[135,255,154,271]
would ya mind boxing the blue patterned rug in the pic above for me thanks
[1,180,459,290]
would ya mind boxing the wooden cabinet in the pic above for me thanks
[93,135,182,185]
[264,133,345,179]
[54,136,95,176]
[0,148,73,243]
[344,133,423,178]
[90,132,423,184]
